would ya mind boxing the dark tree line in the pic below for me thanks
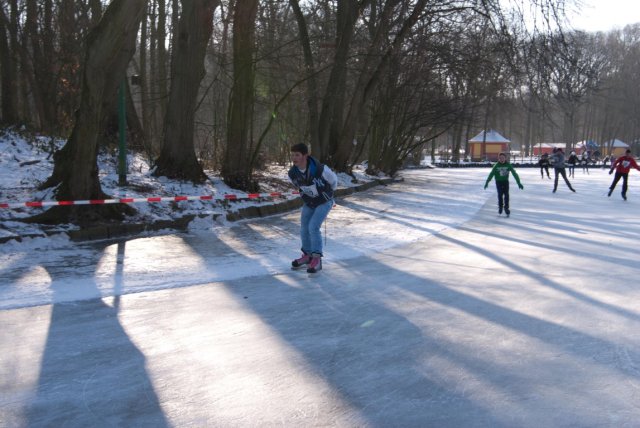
[0,0,639,223]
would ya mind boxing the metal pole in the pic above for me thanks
[118,80,127,186]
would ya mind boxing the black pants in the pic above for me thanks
[610,172,629,195]
[554,168,574,191]
[582,163,590,174]
[540,165,549,177]
[496,181,509,209]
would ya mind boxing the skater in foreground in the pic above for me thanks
[288,143,338,274]
[608,149,640,200]
[484,152,524,217]
[550,147,576,193]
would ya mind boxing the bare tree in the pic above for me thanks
[138,2,152,149]
[222,0,259,191]
[156,0,169,134]
[153,0,220,182]
[31,0,146,224]
[0,2,19,124]
[317,0,371,167]
[543,32,608,149]
[289,0,321,152]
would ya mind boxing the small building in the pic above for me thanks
[532,143,559,156]
[468,130,511,162]
[604,139,630,157]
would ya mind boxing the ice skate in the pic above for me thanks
[291,252,311,270]
[306,254,322,275]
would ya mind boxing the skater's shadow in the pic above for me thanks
[220,271,509,426]
[191,196,640,425]
[213,246,640,425]
[171,217,504,425]
[22,240,168,427]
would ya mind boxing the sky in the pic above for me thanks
[568,0,640,32]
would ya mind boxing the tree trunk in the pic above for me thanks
[25,0,45,129]
[57,0,83,131]
[153,0,219,182]
[333,0,427,171]
[156,0,169,134]
[289,0,320,153]
[89,0,103,25]
[317,0,365,164]
[124,79,147,151]
[0,4,18,124]
[8,0,21,121]
[25,0,60,132]
[100,79,147,151]
[148,1,159,147]
[139,2,152,149]
[30,0,145,225]
[19,11,34,124]
[222,0,259,191]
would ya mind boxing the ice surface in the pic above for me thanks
[2,158,640,426]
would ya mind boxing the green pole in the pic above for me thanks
[118,79,127,186]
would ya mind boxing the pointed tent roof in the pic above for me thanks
[469,129,511,143]
[576,140,599,150]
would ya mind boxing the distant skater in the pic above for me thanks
[550,148,576,193]
[538,153,551,179]
[567,151,578,178]
[288,143,338,274]
[484,152,524,217]
[608,149,640,200]
[581,151,590,175]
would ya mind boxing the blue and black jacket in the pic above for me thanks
[288,156,335,208]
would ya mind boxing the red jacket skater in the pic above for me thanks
[610,154,640,174]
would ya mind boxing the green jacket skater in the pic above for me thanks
[483,153,523,217]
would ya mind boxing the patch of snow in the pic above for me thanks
[0,128,383,238]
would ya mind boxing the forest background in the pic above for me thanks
[0,0,639,223]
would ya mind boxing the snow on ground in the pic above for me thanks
[0,127,489,308]
[0,167,488,309]
[0,127,374,239]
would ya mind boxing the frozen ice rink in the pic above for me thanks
[2,168,640,427]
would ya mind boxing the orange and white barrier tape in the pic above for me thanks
[0,191,300,210]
